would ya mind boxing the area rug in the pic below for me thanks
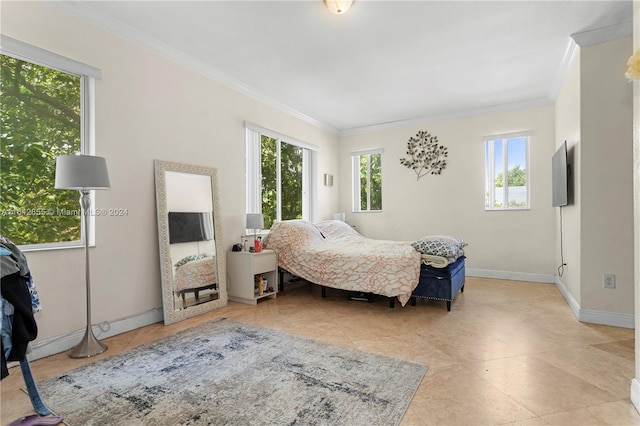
[37,318,427,425]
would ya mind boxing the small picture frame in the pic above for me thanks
[324,174,334,187]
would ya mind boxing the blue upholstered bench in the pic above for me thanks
[410,256,465,311]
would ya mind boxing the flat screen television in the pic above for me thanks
[552,141,568,207]
[168,212,213,244]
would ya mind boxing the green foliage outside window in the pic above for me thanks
[260,136,278,229]
[359,153,381,211]
[0,55,82,245]
[493,165,527,208]
[495,165,527,188]
[280,143,303,221]
[260,136,303,229]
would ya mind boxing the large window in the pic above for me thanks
[484,133,529,210]
[246,123,317,229]
[351,149,382,212]
[0,36,101,248]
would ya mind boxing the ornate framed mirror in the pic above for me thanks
[154,160,227,324]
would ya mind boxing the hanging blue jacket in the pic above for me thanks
[0,237,38,378]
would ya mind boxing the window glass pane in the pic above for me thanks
[280,141,303,221]
[370,153,382,211]
[0,55,82,245]
[359,155,368,210]
[484,142,491,209]
[352,152,383,212]
[260,135,277,229]
[506,137,527,208]
[493,140,504,208]
[484,135,529,210]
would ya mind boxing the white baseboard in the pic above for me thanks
[466,268,555,283]
[555,277,635,329]
[554,276,582,320]
[465,271,634,329]
[27,308,163,361]
[579,308,635,329]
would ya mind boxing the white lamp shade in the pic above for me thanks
[324,0,353,15]
[246,213,264,230]
[55,155,111,190]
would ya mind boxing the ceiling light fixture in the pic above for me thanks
[324,0,353,15]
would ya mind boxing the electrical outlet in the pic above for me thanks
[604,274,616,289]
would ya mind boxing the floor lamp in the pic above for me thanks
[55,154,111,358]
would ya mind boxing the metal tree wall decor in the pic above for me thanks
[399,130,448,180]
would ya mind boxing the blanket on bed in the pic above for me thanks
[173,256,217,293]
[263,220,421,306]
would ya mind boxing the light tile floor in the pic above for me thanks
[2,277,639,425]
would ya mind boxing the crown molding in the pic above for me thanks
[547,20,631,102]
[339,97,554,136]
[45,1,340,135]
[44,1,628,138]
[571,20,633,47]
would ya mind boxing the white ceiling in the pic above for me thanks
[53,1,632,133]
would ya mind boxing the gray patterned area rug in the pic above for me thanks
[38,318,427,425]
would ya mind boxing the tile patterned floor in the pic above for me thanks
[2,277,639,425]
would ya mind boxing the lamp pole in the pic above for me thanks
[69,190,107,358]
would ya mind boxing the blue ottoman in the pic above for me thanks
[411,256,465,311]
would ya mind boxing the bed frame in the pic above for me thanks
[279,256,466,310]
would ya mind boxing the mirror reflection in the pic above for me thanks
[154,160,227,324]
[166,172,218,309]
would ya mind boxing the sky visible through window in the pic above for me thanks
[494,137,527,175]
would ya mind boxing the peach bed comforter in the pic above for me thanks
[262,220,421,306]
[174,256,217,293]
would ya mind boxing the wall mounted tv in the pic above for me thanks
[168,212,213,244]
[552,141,569,207]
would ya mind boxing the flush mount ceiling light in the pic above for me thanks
[324,0,353,15]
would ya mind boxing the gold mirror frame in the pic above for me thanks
[154,160,227,324]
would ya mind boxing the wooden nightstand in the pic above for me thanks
[226,249,278,304]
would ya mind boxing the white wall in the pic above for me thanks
[554,35,634,326]
[580,37,634,315]
[337,106,557,277]
[1,1,339,344]
[554,48,582,306]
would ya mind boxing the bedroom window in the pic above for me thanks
[245,123,318,230]
[0,36,101,249]
[351,149,383,212]
[484,133,530,210]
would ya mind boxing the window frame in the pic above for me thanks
[351,148,383,213]
[245,122,318,230]
[484,132,531,211]
[1,35,102,250]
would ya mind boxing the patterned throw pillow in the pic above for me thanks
[427,235,468,248]
[411,238,461,258]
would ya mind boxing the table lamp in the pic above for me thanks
[246,213,264,253]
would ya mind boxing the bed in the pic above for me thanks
[262,220,466,308]
[173,255,218,302]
